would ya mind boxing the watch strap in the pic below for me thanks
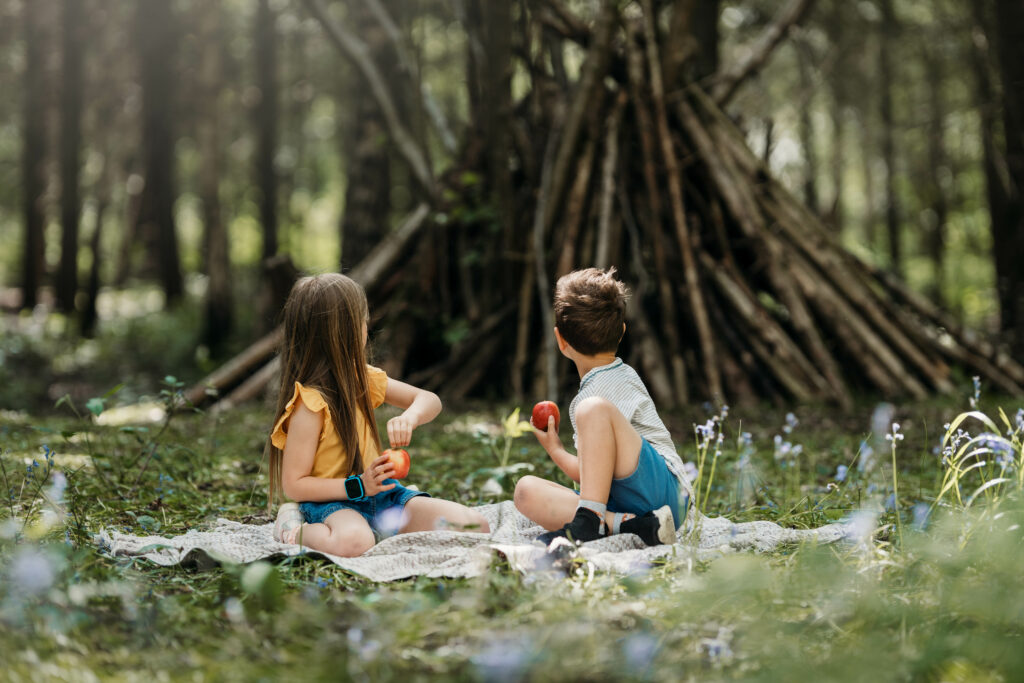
[345,475,365,501]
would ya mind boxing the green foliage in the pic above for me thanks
[1,383,1023,679]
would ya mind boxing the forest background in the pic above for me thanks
[1,0,1022,412]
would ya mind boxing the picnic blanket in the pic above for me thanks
[96,502,851,582]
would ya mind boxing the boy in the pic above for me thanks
[514,267,691,546]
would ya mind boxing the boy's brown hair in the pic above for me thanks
[554,267,629,355]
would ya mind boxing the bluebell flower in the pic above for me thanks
[835,465,848,482]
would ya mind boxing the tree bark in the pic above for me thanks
[878,0,901,276]
[923,43,948,308]
[338,0,391,270]
[20,0,47,311]
[993,0,1024,356]
[57,0,84,313]
[198,2,233,354]
[135,0,183,304]
[256,0,279,262]
[797,41,819,216]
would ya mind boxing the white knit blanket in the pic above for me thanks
[96,501,851,582]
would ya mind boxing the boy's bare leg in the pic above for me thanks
[287,509,376,557]
[400,497,491,533]
[575,396,643,507]
[514,475,640,531]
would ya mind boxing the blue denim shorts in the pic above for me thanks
[607,438,684,528]
[299,479,429,536]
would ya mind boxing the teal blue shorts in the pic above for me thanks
[299,480,429,536]
[607,438,684,528]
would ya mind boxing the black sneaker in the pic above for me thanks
[619,505,676,546]
[536,507,606,546]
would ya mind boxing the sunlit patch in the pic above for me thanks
[375,506,409,537]
[96,402,166,426]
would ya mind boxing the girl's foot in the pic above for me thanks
[273,502,304,544]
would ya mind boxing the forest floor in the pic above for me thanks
[2,306,1024,680]
[2,381,1023,681]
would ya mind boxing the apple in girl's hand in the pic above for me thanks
[531,401,560,432]
[383,448,410,479]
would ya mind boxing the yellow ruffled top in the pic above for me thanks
[270,365,388,479]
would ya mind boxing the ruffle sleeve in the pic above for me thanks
[270,382,330,449]
[366,365,388,408]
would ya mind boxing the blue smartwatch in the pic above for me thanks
[344,475,366,501]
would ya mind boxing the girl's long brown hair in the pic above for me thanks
[267,273,381,508]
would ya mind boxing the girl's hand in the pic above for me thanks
[360,454,397,496]
[387,413,416,448]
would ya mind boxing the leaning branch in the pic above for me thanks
[711,0,816,106]
[302,0,436,198]
[360,0,457,154]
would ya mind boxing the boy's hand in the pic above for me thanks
[387,413,415,448]
[361,454,397,496]
[533,415,563,456]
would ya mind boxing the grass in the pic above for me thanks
[1,365,1023,680]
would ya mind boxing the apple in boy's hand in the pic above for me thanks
[383,449,410,479]
[531,401,560,432]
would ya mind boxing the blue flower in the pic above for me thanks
[835,465,848,482]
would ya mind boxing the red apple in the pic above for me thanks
[383,448,410,479]
[531,401,560,432]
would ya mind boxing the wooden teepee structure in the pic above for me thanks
[187,0,1024,411]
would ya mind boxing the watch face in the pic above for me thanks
[345,476,363,500]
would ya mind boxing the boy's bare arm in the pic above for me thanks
[534,417,581,482]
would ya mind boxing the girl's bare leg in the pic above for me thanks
[400,496,491,533]
[286,508,376,557]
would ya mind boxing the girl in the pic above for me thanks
[268,273,489,557]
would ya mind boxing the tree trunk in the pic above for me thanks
[993,0,1024,356]
[256,0,279,262]
[878,0,901,275]
[20,0,47,311]
[797,42,819,216]
[135,0,183,304]
[57,0,84,313]
[198,2,233,354]
[338,0,391,271]
[923,43,948,308]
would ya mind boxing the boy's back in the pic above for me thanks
[569,357,691,498]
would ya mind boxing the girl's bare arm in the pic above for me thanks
[382,378,442,447]
[280,398,394,501]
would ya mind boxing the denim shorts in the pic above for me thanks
[299,479,429,537]
[607,438,684,528]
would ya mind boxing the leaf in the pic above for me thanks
[136,515,160,532]
[86,398,105,417]
[103,383,125,399]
